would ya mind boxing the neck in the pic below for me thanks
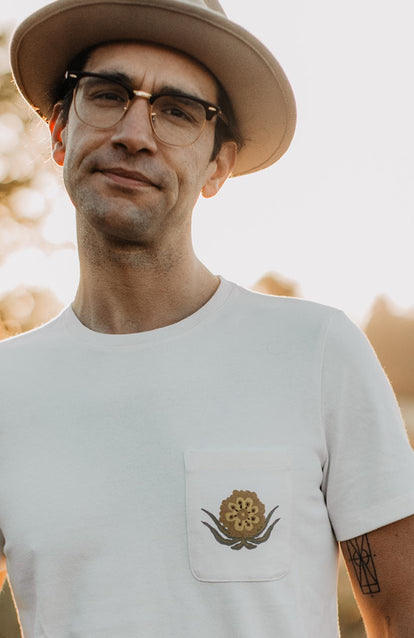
[72,236,219,334]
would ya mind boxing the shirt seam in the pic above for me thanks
[319,309,338,485]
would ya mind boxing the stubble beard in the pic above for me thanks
[63,151,193,271]
[65,164,170,248]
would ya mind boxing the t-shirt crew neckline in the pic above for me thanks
[63,276,235,348]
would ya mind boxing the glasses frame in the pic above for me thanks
[64,70,229,147]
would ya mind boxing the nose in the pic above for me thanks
[110,96,158,154]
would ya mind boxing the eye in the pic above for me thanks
[160,102,193,122]
[88,89,127,106]
[92,91,125,103]
[81,79,128,107]
[154,95,205,125]
[166,106,190,120]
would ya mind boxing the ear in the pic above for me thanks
[202,141,237,198]
[49,102,67,167]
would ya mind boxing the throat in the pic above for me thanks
[72,265,220,334]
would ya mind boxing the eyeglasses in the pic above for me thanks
[64,70,229,147]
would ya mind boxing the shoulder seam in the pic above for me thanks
[318,309,341,478]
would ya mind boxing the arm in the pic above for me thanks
[0,552,6,592]
[340,514,414,637]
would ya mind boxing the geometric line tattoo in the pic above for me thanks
[345,534,380,595]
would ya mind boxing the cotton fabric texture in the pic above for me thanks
[1,278,413,637]
[10,0,296,176]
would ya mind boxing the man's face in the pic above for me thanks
[51,42,235,248]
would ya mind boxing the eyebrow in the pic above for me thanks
[90,70,211,102]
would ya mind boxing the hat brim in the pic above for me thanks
[10,0,296,176]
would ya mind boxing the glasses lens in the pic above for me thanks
[151,95,207,146]
[74,77,129,129]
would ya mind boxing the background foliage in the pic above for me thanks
[0,30,65,339]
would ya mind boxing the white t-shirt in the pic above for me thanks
[1,278,413,638]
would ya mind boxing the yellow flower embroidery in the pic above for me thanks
[220,490,265,538]
[202,489,280,550]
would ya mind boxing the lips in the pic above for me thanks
[98,167,158,189]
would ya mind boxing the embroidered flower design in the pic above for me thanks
[219,490,265,537]
[201,489,280,550]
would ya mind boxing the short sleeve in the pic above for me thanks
[321,309,414,541]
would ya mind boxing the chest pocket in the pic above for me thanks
[184,448,291,582]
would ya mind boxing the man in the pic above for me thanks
[1,0,413,636]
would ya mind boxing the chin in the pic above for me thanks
[91,208,159,244]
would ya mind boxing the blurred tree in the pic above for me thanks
[0,285,63,338]
[0,30,65,339]
[365,296,414,398]
[252,271,301,298]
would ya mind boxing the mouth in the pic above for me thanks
[98,167,158,190]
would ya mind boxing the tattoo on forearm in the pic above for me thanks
[345,534,380,595]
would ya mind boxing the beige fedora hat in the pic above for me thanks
[10,0,296,176]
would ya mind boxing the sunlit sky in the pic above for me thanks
[1,0,413,323]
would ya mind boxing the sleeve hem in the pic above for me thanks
[333,492,414,542]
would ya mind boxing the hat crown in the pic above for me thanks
[180,0,226,16]
[10,0,296,175]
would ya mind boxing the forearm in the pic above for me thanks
[364,608,414,638]
[341,517,414,638]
